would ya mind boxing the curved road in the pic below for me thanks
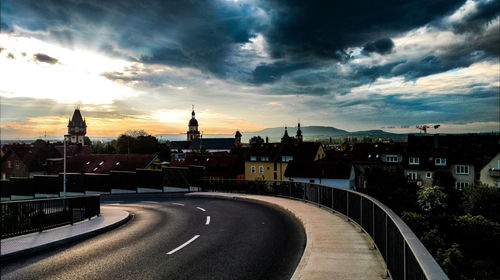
[1,195,305,280]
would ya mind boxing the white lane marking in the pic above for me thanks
[167,235,200,255]
[196,207,206,212]
[205,216,211,225]
[107,203,121,206]
[172,203,185,206]
[141,201,159,204]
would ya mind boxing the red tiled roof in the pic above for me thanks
[64,154,157,173]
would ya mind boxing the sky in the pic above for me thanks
[0,0,499,139]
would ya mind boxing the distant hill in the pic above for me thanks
[155,126,405,142]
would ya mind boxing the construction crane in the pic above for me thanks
[416,124,440,136]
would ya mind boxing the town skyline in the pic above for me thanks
[1,0,499,139]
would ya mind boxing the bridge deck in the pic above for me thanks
[189,192,387,280]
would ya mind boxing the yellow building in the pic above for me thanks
[245,142,325,181]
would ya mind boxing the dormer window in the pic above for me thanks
[409,157,419,165]
[250,156,257,162]
[282,156,293,162]
[385,155,398,163]
[435,158,446,166]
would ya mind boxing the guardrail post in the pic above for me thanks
[317,185,320,206]
[385,213,389,278]
[346,192,349,221]
[331,188,334,210]
[38,200,42,232]
[360,196,363,231]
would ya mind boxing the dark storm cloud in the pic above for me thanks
[251,60,315,84]
[2,0,265,77]
[362,38,395,55]
[261,0,464,59]
[33,53,59,64]
[450,0,500,33]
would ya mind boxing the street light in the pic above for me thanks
[63,134,70,197]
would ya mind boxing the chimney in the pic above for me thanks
[266,136,269,144]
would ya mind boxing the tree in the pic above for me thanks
[462,184,500,222]
[84,136,91,146]
[249,136,264,145]
[417,185,447,213]
[437,244,465,280]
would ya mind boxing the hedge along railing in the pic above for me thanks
[1,195,100,239]
[197,179,448,280]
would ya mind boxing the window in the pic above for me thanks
[7,160,11,169]
[260,156,269,162]
[386,155,398,162]
[250,156,257,161]
[426,172,432,179]
[309,179,315,183]
[274,173,277,180]
[93,167,98,172]
[86,161,91,165]
[251,166,256,174]
[116,162,120,166]
[99,161,104,166]
[15,161,20,168]
[409,157,419,165]
[456,182,469,190]
[407,172,418,181]
[274,162,277,171]
[282,156,293,162]
[259,166,264,174]
[456,165,469,175]
[435,158,446,166]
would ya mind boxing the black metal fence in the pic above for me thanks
[1,195,101,239]
[197,179,448,280]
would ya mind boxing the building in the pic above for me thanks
[61,154,159,174]
[170,108,242,159]
[68,108,87,145]
[352,142,407,190]
[187,106,200,141]
[405,134,499,189]
[170,152,244,180]
[284,153,354,189]
[479,153,500,187]
[245,140,325,181]
[0,142,61,179]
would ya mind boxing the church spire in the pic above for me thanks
[296,121,303,143]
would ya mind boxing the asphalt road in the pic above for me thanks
[1,195,306,280]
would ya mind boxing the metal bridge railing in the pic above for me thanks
[197,179,448,280]
[1,195,101,239]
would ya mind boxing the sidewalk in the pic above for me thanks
[1,206,130,261]
[187,192,388,280]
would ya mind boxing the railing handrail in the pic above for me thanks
[198,179,448,280]
[1,195,101,239]
[0,194,100,204]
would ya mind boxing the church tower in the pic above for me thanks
[187,106,200,141]
[68,108,87,145]
[296,122,303,143]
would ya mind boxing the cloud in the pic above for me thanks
[33,52,59,64]
[362,38,395,55]
[261,0,463,59]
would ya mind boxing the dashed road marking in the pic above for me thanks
[196,207,206,212]
[172,203,185,206]
[167,235,200,255]
[205,216,211,225]
[141,201,159,204]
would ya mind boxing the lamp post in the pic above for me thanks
[63,134,70,197]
